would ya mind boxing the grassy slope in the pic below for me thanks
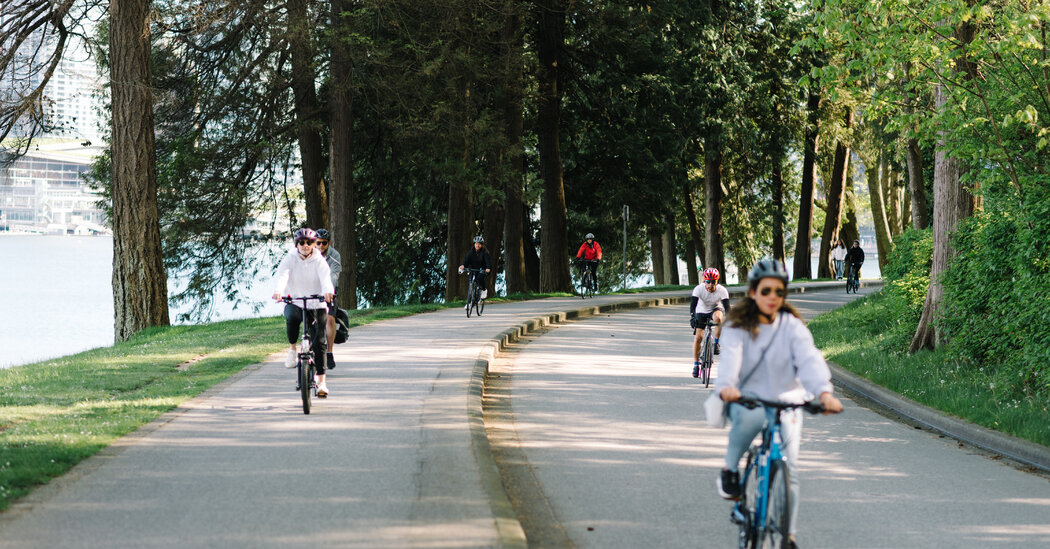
[809,290,1050,448]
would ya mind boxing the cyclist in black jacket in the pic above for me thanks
[458,236,492,308]
[846,240,865,281]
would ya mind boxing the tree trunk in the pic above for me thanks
[868,153,894,273]
[649,227,666,285]
[109,0,169,342]
[704,132,726,278]
[884,163,902,237]
[910,84,975,352]
[906,138,930,229]
[817,108,852,279]
[483,195,505,297]
[287,0,327,229]
[446,124,474,302]
[501,1,527,295]
[683,232,698,286]
[771,160,786,264]
[662,213,679,285]
[536,0,572,292]
[839,191,860,251]
[523,213,540,292]
[793,89,821,279]
[329,0,356,308]
[683,181,705,275]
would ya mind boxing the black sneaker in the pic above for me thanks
[714,342,721,355]
[692,363,700,378]
[327,352,336,370]
[717,469,741,500]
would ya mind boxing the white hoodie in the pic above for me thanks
[273,248,334,309]
[714,312,834,403]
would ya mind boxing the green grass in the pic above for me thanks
[810,290,1050,448]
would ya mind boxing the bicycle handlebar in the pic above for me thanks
[462,268,486,273]
[281,294,329,304]
[734,396,827,415]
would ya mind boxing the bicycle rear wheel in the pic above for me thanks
[299,355,312,415]
[759,461,791,549]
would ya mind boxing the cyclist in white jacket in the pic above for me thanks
[714,258,843,547]
[273,228,335,397]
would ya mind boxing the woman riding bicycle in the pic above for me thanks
[714,258,843,548]
[273,228,335,397]
[458,236,492,308]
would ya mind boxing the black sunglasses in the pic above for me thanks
[704,280,716,284]
[317,240,329,245]
[296,240,315,246]
[759,287,786,297]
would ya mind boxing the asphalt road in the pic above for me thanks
[490,289,1050,548]
[0,289,696,549]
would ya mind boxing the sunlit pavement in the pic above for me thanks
[493,287,1050,548]
[0,287,727,549]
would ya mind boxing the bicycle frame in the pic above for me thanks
[282,294,327,414]
[463,268,485,316]
[731,398,825,548]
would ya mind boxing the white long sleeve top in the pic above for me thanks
[714,312,834,403]
[273,249,334,309]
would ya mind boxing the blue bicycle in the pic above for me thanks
[730,397,828,549]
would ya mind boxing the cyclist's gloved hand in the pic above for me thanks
[458,266,464,274]
[689,314,698,329]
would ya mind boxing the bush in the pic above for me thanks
[939,196,1050,400]
[876,228,932,352]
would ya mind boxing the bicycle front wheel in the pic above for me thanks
[299,356,312,415]
[738,451,760,549]
[702,332,713,388]
[759,461,791,549]
[478,297,485,315]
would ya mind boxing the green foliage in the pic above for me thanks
[881,227,932,312]
[811,291,1050,448]
[939,184,1050,400]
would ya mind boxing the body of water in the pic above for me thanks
[0,235,276,369]
[1,235,883,369]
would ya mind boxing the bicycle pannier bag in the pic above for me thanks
[333,307,350,344]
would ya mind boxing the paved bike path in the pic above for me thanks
[493,290,1050,548]
[1,286,763,549]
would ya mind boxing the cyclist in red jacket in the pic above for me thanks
[576,233,602,291]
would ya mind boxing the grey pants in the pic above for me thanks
[724,403,803,535]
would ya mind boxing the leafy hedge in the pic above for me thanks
[939,184,1050,401]
[876,228,932,353]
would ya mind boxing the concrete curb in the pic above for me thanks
[829,363,1050,474]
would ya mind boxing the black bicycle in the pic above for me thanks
[730,397,828,549]
[693,315,716,387]
[282,294,328,414]
[845,262,861,294]
[464,268,486,317]
[578,259,598,299]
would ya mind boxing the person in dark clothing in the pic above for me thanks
[458,236,492,307]
[846,240,865,281]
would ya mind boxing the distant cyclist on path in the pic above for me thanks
[316,229,341,370]
[273,228,335,397]
[458,236,492,308]
[690,267,730,378]
[575,233,602,291]
[846,239,865,282]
